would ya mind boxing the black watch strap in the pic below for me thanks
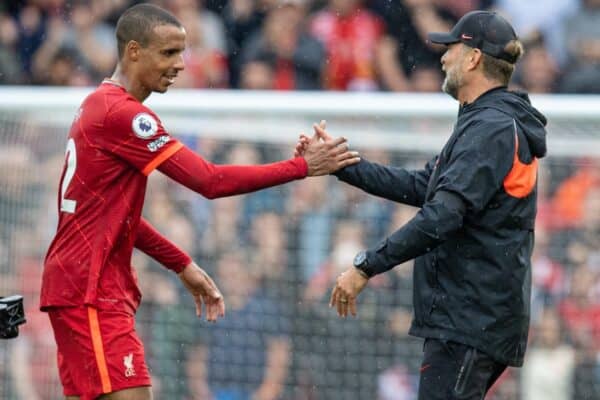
[353,251,374,278]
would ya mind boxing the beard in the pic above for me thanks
[442,67,461,100]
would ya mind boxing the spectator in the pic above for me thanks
[521,307,575,400]
[167,0,229,88]
[516,41,561,93]
[248,212,290,284]
[0,11,23,83]
[530,223,565,321]
[410,65,443,92]
[559,265,600,351]
[296,219,389,400]
[286,176,335,281]
[559,265,600,400]
[551,158,600,229]
[222,0,267,87]
[241,0,325,90]
[310,0,384,90]
[371,0,453,91]
[240,58,275,89]
[495,0,578,67]
[31,1,116,83]
[187,251,292,400]
[559,0,600,93]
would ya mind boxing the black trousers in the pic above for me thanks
[418,339,507,400]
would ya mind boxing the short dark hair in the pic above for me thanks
[115,4,182,59]
[481,40,524,85]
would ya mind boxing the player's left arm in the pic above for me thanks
[135,219,225,321]
[135,218,191,273]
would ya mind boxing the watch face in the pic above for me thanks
[353,251,367,267]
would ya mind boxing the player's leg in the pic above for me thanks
[65,396,80,400]
[98,386,153,400]
[417,339,507,400]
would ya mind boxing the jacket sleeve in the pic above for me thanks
[362,118,515,276]
[363,190,466,276]
[333,157,437,207]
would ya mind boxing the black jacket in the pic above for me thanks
[335,87,547,366]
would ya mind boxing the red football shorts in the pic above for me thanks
[48,306,151,399]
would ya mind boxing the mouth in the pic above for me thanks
[163,75,177,85]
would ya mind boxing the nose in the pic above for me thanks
[174,54,185,71]
[441,50,448,65]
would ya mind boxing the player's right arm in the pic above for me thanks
[102,95,358,200]
[156,128,359,199]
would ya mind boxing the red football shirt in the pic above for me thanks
[40,81,185,314]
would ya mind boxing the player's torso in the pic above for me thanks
[42,85,150,311]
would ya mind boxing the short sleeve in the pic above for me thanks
[435,118,514,212]
[100,98,183,175]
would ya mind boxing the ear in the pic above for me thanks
[126,40,141,62]
[467,48,483,71]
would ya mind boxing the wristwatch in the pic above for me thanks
[353,251,371,278]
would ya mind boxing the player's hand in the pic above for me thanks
[329,267,368,317]
[303,121,360,176]
[179,262,225,322]
[294,120,326,157]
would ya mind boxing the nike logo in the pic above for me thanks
[461,34,473,40]
[420,364,431,372]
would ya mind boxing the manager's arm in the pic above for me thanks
[310,122,435,207]
[359,190,466,277]
[333,157,436,207]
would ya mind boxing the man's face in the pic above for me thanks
[441,43,467,100]
[137,24,186,93]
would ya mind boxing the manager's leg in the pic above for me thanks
[418,339,506,400]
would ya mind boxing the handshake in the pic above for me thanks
[294,121,361,176]
[0,295,26,339]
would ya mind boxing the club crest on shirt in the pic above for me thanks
[132,113,158,139]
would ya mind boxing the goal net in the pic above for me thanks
[0,88,598,399]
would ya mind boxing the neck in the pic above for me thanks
[110,64,151,103]
[458,79,504,105]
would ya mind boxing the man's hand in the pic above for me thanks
[178,262,225,322]
[329,267,369,317]
[297,120,360,176]
[294,120,334,157]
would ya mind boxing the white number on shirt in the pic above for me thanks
[60,138,77,213]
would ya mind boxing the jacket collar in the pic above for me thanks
[458,85,508,114]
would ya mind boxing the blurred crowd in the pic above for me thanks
[2,0,600,93]
[0,122,599,399]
